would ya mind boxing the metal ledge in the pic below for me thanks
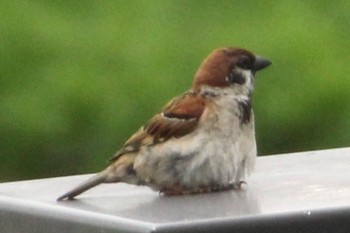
[1,147,350,232]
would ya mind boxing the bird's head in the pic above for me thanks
[193,47,271,96]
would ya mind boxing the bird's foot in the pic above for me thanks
[160,183,240,195]
[231,180,247,190]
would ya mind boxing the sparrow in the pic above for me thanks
[57,47,271,201]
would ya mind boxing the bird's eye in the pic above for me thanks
[237,56,252,70]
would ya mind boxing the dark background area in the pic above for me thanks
[1,1,349,181]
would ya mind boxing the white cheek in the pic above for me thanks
[233,68,254,94]
[240,69,253,85]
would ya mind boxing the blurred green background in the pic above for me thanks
[1,1,349,182]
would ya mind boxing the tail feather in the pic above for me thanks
[57,172,108,201]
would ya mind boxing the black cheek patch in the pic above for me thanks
[228,72,245,85]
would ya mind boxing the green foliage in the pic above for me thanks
[1,0,349,181]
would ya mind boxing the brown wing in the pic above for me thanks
[110,92,205,162]
[146,92,205,140]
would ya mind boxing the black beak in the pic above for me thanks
[253,56,271,71]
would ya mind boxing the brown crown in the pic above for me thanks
[192,47,256,91]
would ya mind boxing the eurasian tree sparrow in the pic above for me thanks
[57,47,271,200]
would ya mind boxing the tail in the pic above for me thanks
[57,171,108,201]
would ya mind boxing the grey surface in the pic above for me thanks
[1,147,350,232]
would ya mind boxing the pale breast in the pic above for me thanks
[134,94,256,191]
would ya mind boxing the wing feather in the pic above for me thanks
[110,92,205,162]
